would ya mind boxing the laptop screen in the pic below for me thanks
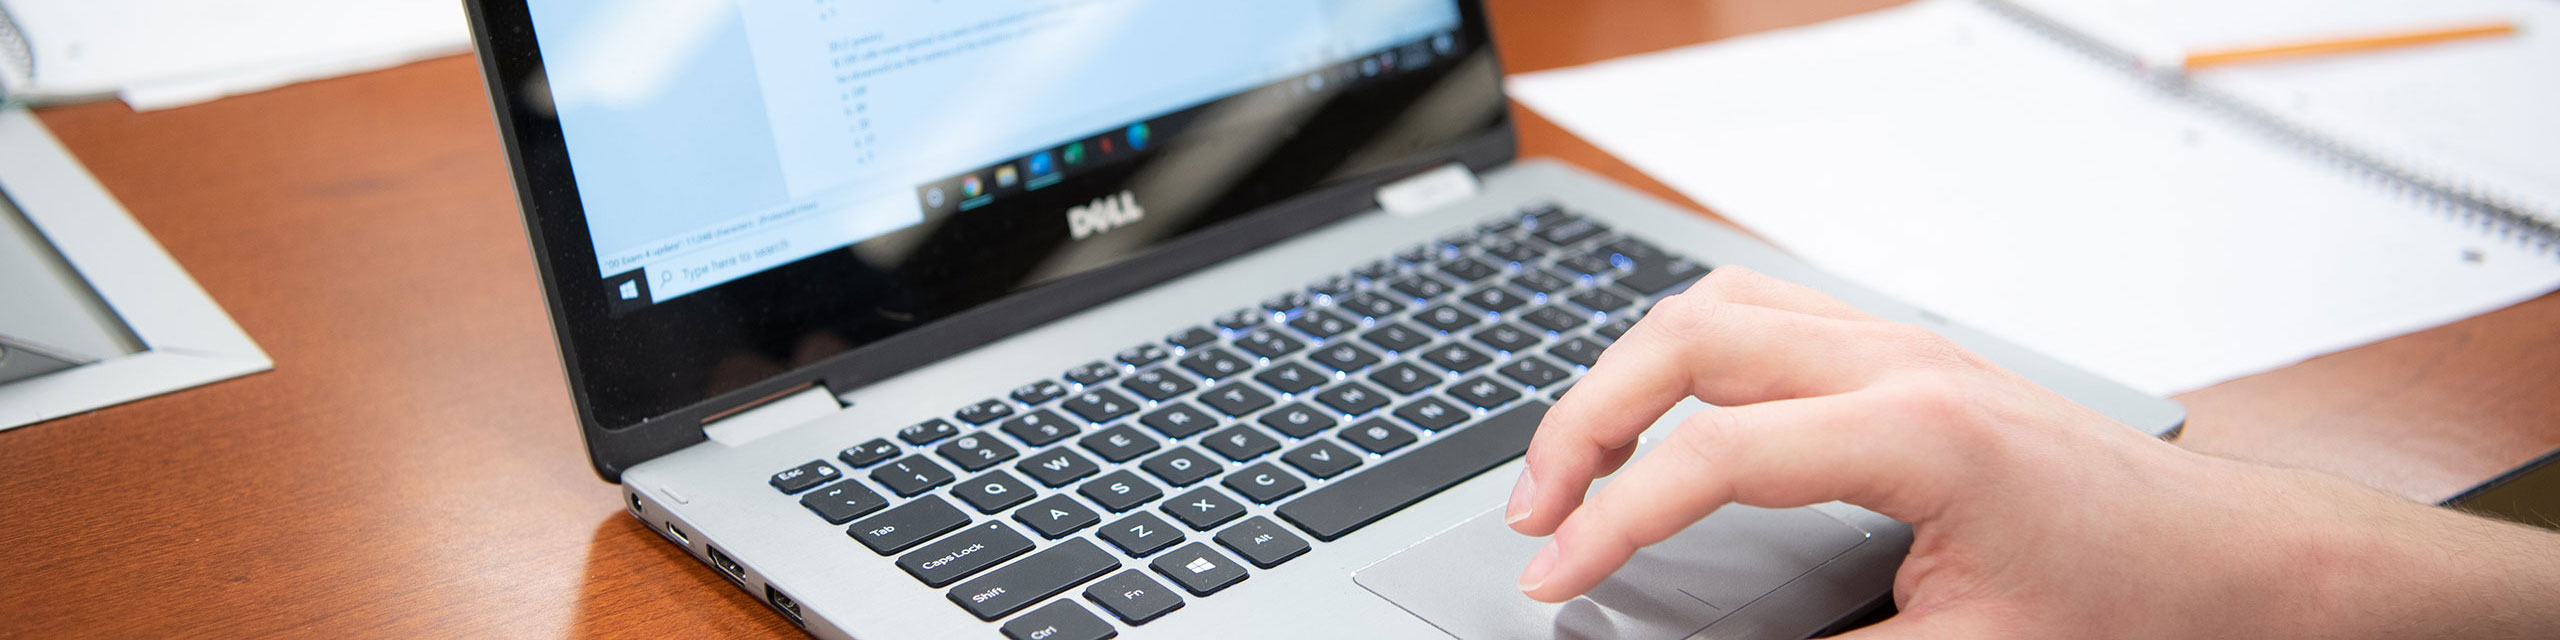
[475,0,1508,445]
[526,1,1464,308]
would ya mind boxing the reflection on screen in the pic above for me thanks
[524,0,1461,306]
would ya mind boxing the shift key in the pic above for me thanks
[947,538,1122,621]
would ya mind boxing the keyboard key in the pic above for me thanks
[1460,286,1529,313]
[849,495,970,554]
[1340,419,1417,455]
[1439,229,1484,251]
[1257,403,1337,438]
[1307,275,1357,298]
[1597,315,1638,341]
[1117,343,1171,368]
[1138,403,1219,439]
[1394,243,1436,264]
[1280,440,1362,479]
[1555,253,1616,278]
[1481,237,1544,263]
[936,432,1020,471]
[1177,347,1254,380]
[1509,267,1575,295]
[1149,543,1249,596]
[1202,424,1280,461]
[1164,486,1247,530]
[1498,355,1573,388]
[899,418,959,446]
[1262,291,1309,314]
[1221,462,1306,504]
[1313,381,1389,416]
[1421,342,1493,373]
[1079,470,1165,513]
[1437,257,1501,283]
[1199,382,1274,417]
[1012,379,1069,406]
[1122,367,1197,401]
[1569,287,1634,313]
[1215,516,1312,569]
[1414,304,1481,333]
[1140,447,1221,487]
[872,455,956,496]
[1596,236,1669,266]
[1013,494,1101,539]
[1613,258,1711,296]
[1253,361,1327,394]
[1084,569,1184,625]
[1097,513,1185,559]
[1351,258,1398,280]
[1166,326,1219,350]
[1278,402,1549,541]
[800,480,889,524]
[1065,361,1121,386]
[1286,309,1358,339]
[1081,424,1161,463]
[954,470,1037,513]
[1337,291,1405,319]
[949,538,1121,621]
[1309,342,1382,373]
[1062,389,1139,424]
[1002,600,1117,640]
[1393,396,1467,431]
[1448,376,1523,410]
[1549,336,1608,367]
[956,399,1015,425]
[1471,323,1542,353]
[1522,305,1589,333]
[1387,275,1454,301]
[1479,214,1523,235]
[1531,217,1607,247]
[1235,329,1304,359]
[1213,308,1265,331]
[771,460,841,494]
[1368,362,1444,395]
[898,521,1035,587]
[1018,447,1100,488]
[1359,322,1431,352]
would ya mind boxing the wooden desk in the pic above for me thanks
[5,0,2553,636]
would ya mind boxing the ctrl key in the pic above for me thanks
[949,538,1121,621]
[1001,600,1118,640]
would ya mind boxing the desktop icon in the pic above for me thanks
[1063,142,1085,166]
[1434,33,1455,55]
[924,186,947,208]
[1028,151,1056,177]
[1126,123,1150,151]
[995,165,1020,189]
[1360,58,1380,77]
[962,174,985,198]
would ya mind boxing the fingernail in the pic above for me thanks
[1505,469,1537,525]
[1519,541,1559,593]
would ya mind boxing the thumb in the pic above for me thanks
[1824,610,1981,640]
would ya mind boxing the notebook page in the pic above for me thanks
[1508,0,2560,395]
[2006,0,2560,224]
[2,0,468,108]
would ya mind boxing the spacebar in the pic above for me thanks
[1277,401,1550,541]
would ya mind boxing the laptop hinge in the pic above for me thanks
[701,384,843,447]
[1375,163,1480,217]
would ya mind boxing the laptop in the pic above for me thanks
[463,2,2186,638]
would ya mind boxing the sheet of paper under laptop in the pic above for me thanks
[1507,0,2560,396]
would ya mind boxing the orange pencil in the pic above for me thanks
[2182,22,2518,70]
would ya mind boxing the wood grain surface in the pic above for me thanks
[4,0,2553,636]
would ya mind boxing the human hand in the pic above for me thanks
[1504,267,2560,638]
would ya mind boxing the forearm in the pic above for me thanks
[2284,470,2560,640]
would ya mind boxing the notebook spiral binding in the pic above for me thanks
[1976,0,2560,258]
[0,3,31,109]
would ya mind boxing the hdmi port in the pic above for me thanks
[706,545,746,582]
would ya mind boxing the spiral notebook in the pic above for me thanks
[1507,0,2560,394]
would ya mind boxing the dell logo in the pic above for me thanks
[1067,191,1145,240]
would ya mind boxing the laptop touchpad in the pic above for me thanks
[1355,505,1870,639]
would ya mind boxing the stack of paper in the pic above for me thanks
[1,0,471,110]
[1507,0,2560,396]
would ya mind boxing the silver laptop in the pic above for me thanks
[463,2,2185,638]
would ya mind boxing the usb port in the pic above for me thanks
[765,584,805,626]
[661,522,690,547]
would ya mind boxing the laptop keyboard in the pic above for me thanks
[757,203,1713,638]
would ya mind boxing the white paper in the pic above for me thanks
[1508,0,2560,396]
[2007,0,2560,229]
[3,0,470,109]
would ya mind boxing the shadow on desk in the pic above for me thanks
[569,515,797,638]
